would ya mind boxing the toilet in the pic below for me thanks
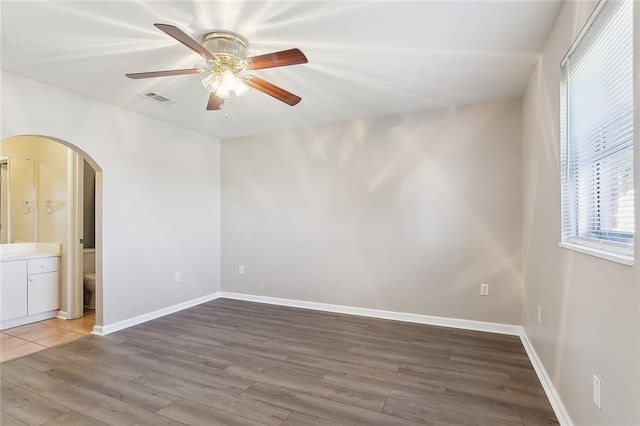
[84,273,96,309]
[83,249,96,309]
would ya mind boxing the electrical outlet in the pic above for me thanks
[238,265,244,275]
[175,272,181,282]
[480,283,489,296]
[593,375,602,410]
[537,306,542,324]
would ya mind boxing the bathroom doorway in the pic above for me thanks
[0,135,103,330]
[75,158,98,320]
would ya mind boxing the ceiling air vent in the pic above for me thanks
[141,92,175,104]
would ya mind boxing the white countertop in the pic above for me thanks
[0,251,60,262]
[0,243,61,262]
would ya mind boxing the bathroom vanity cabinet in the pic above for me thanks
[0,251,60,330]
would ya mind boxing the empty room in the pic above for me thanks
[0,1,638,425]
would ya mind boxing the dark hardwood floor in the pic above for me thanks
[0,298,558,425]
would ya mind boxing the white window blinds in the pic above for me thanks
[560,0,634,258]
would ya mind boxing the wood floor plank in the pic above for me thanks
[135,369,243,403]
[321,370,445,400]
[45,362,176,412]
[117,332,233,371]
[12,348,67,372]
[280,411,342,426]
[0,298,558,425]
[0,411,28,426]
[61,335,139,357]
[157,398,270,426]
[289,352,447,394]
[139,372,290,425]
[448,345,533,369]
[43,410,109,426]
[445,377,553,412]
[38,383,182,426]
[136,370,290,425]
[223,362,387,412]
[383,394,523,426]
[520,409,560,425]
[399,356,511,380]
[399,361,511,386]
[243,381,420,425]
[347,342,450,363]
[508,367,546,386]
[127,352,253,392]
[0,361,60,394]
[0,380,69,425]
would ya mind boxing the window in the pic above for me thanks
[560,0,635,263]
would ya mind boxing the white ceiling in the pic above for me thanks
[0,1,562,140]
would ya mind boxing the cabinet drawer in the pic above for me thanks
[27,271,59,315]
[27,257,58,274]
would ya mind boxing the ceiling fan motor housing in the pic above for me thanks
[203,31,249,59]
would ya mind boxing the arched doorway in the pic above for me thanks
[0,134,103,330]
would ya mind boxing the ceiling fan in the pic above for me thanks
[126,24,308,110]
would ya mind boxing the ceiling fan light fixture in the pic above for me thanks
[202,69,248,98]
[200,38,249,99]
[227,72,249,97]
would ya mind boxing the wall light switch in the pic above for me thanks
[537,306,542,324]
[175,272,181,282]
[238,265,244,275]
[480,283,489,296]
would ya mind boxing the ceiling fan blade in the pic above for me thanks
[245,76,302,106]
[125,69,202,79]
[206,93,225,110]
[154,23,217,60]
[245,48,308,70]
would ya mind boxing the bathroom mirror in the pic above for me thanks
[0,156,36,243]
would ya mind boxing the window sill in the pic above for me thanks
[558,242,634,266]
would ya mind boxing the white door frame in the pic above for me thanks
[65,151,83,319]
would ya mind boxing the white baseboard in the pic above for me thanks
[520,330,573,426]
[56,310,70,320]
[92,291,520,336]
[218,291,522,336]
[92,292,222,336]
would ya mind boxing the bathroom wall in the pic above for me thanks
[521,0,640,423]
[222,98,523,325]
[1,162,7,243]
[0,136,70,244]
[0,137,38,160]
[1,70,222,327]
[35,137,69,244]
[83,160,96,249]
[0,139,38,243]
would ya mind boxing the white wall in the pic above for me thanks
[0,70,222,327]
[521,1,640,424]
[222,99,523,325]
